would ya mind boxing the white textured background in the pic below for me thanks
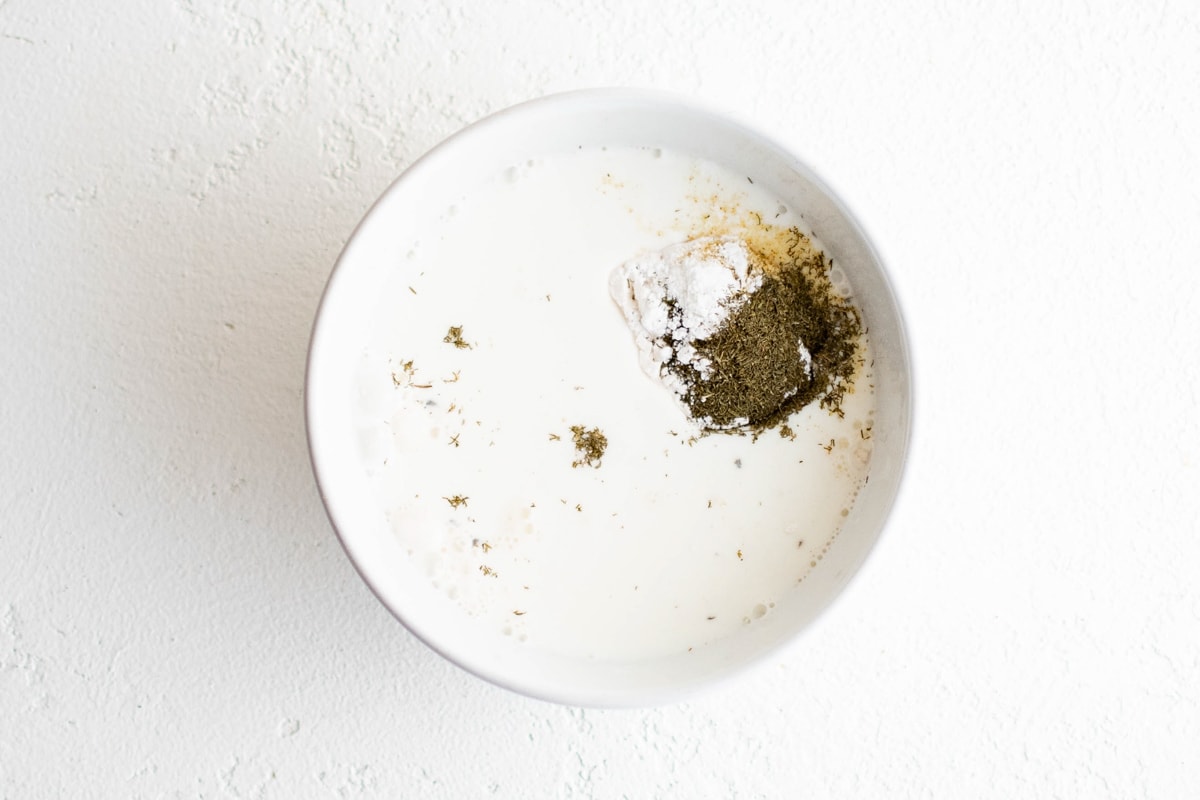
[3,1,1198,797]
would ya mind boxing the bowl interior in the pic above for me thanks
[307,90,911,707]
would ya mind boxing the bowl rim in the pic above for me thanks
[305,87,914,708]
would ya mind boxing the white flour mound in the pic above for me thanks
[609,236,763,425]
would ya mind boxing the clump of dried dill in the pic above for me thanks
[569,425,607,468]
[443,325,471,349]
[663,227,862,433]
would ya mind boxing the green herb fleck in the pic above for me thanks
[569,425,608,469]
[443,326,471,349]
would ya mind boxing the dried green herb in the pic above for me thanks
[662,227,862,434]
[569,425,608,468]
[444,495,469,508]
[391,359,417,387]
[443,326,471,349]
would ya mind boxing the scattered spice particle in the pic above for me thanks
[479,565,497,577]
[860,427,872,440]
[707,615,717,620]
[444,495,469,508]
[411,383,433,389]
[443,325,471,349]
[569,425,608,468]
[513,610,525,616]
[822,439,835,453]
[443,370,461,384]
[548,433,561,441]
[780,424,797,440]
[408,286,417,295]
[447,402,457,413]
[448,433,460,447]
[707,500,713,508]
[545,294,551,302]
[737,549,744,560]
[734,458,743,468]
[480,542,492,553]
[575,504,582,512]
[391,360,416,387]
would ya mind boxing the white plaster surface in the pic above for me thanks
[2,0,1199,796]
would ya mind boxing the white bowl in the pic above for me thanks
[306,89,912,707]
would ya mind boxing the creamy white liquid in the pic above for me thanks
[354,146,874,662]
